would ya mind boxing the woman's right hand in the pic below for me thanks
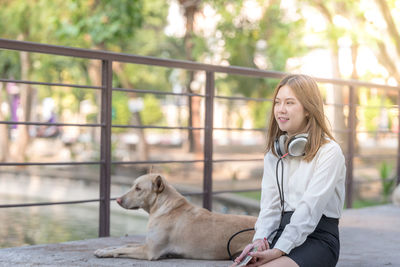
[230,238,270,266]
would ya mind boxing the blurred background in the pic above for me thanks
[0,0,399,248]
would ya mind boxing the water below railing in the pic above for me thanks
[0,173,149,248]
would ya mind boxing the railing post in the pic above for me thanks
[397,91,400,185]
[99,59,112,236]
[345,85,355,208]
[203,71,215,211]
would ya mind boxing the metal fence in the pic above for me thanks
[0,38,399,238]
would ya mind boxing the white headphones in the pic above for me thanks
[274,133,308,157]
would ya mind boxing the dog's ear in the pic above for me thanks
[153,175,165,194]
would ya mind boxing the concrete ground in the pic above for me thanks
[0,204,399,267]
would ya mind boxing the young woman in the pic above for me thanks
[232,74,346,267]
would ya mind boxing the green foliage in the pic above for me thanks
[211,1,305,127]
[0,51,20,79]
[362,92,394,132]
[348,199,383,209]
[31,56,95,115]
[235,191,261,201]
[0,0,63,42]
[125,0,182,59]
[115,64,171,93]
[191,35,209,61]
[364,96,381,132]
[55,0,143,47]
[380,161,391,180]
[260,3,307,71]
[112,91,131,127]
[140,95,164,126]
[379,162,395,203]
[250,101,272,129]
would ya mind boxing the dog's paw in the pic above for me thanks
[94,248,114,258]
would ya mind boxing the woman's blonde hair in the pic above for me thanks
[266,74,334,162]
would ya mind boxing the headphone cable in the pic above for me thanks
[227,228,254,261]
[276,153,288,217]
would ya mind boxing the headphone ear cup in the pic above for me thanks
[275,135,287,157]
[274,138,281,157]
[287,134,308,157]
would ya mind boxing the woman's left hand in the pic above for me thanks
[246,248,285,267]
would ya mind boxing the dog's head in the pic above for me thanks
[116,173,165,212]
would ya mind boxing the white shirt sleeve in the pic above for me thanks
[273,142,346,254]
[253,153,282,242]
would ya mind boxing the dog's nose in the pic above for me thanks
[116,198,122,204]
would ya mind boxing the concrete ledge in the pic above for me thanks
[0,205,399,267]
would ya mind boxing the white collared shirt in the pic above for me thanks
[253,139,346,254]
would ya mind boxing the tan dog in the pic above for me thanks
[94,173,257,260]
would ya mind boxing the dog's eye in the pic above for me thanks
[135,186,141,191]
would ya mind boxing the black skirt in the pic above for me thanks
[270,212,340,267]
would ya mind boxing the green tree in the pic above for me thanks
[54,0,150,159]
[55,0,143,49]
[212,0,306,130]
[140,95,164,126]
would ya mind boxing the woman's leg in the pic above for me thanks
[259,256,299,267]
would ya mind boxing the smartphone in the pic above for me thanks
[237,246,258,266]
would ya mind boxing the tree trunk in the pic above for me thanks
[179,0,202,153]
[330,42,347,146]
[375,0,400,56]
[314,1,347,145]
[187,73,202,153]
[351,40,360,154]
[376,42,400,82]
[373,0,400,83]
[88,58,103,148]
[13,49,33,162]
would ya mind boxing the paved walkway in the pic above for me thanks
[0,205,399,267]
[337,204,399,267]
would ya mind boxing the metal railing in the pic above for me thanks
[1,38,400,238]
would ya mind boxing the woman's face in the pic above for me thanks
[274,85,308,136]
